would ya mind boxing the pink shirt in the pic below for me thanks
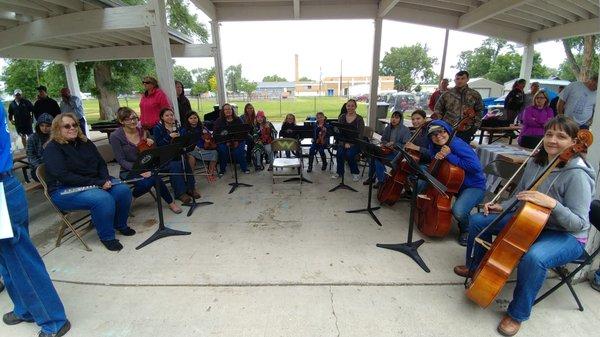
[139,88,172,129]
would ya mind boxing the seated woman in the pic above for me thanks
[181,111,218,181]
[424,120,486,246]
[454,116,595,336]
[518,91,554,149]
[365,111,411,188]
[404,109,432,165]
[240,103,257,165]
[308,112,330,173]
[333,99,364,182]
[252,110,277,171]
[26,113,52,182]
[213,103,249,176]
[44,113,134,251]
[109,107,182,214]
[280,113,297,158]
[152,107,199,203]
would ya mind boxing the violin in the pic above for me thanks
[136,128,154,152]
[466,129,593,308]
[377,121,431,206]
[316,123,327,145]
[414,111,475,237]
[202,129,217,150]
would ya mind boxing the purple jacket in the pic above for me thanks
[519,105,554,138]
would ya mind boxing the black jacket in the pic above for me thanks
[8,99,34,127]
[33,97,61,120]
[43,139,110,193]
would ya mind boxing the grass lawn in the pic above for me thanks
[82,96,368,124]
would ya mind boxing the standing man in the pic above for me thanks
[523,81,540,110]
[7,89,34,148]
[0,102,71,337]
[434,70,483,142]
[59,88,87,135]
[557,74,598,128]
[33,85,61,120]
[428,78,449,112]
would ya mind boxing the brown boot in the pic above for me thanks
[497,315,521,336]
[188,189,201,199]
[453,265,472,278]
[178,193,191,203]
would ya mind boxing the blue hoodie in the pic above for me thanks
[427,120,486,191]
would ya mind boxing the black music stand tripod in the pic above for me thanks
[283,125,313,184]
[346,139,385,226]
[214,124,253,194]
[329,121,359,193]
[376,148,447,272]
[175,133,213,217]
[128,144,192,250]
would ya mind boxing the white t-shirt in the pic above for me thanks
[559,81,596,126]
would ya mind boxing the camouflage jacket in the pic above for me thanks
[433,85,483,131]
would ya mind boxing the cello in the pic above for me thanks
[415,111,475,237]
[377,120,431,206]
[465,129,593,308]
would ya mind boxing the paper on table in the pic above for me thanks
[0,182,14,239]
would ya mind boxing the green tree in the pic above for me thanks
[225,64,242,92]
[1,60,44,99]
[238,78,258,99]
[298,76,312,82]
[262,74,288,82]
[379,44,437,91]
[173,65,193,88]
[190,67,215,95]
[560,36,599,81]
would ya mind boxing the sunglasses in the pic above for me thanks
[62,123,78,130]
[430,130,447,137]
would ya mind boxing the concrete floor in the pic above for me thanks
[2,163,600,337]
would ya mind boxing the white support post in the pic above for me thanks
[211,20,227,107]
[368,17,383,127]
[519,42,534,84]
[63,61,81,98]
[586,63,600,281]
[440,29,449,80]
[148,0,179,119]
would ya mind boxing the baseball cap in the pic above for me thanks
[13,89,22,95]
[428,125,445,135]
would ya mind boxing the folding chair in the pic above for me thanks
[271,138,302,194]
[36,165,93,251]
[534,199,600,311]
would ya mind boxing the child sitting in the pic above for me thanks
[181,111,218,181]
[252,111,277,171]
[280,113,296,157]
[308,112,330,172]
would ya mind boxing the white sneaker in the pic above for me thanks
[352,174,360,182]
[331,173,339,179]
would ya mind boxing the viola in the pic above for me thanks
[415,111,475,237]
[316,123,327,145]
[466,129,593,308]
[202,130,217,150]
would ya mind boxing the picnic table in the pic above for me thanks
[478,125,522,145]
[476,143,531,190]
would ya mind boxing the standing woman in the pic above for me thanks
[175,80,192,122]
[333,99,365,182]
[139,76,172,131]
[241,103,257,165]
[44,113,135,251]
[518,91,554,149]
[454,117,595,336]
[109,107,182,214]
[213,103,249,176]
[504,79,526,124]
[152,108,199,203]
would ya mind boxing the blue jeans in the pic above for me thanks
[120,172,173,204]
[0,175,68,334]
[217,141,248,173]
[373,152,397,183]
[51,182,132,241]
[336,144,360,175]
[453,187,485,232]
[167,159,196,198]
[309,144,327,160]
[466,212,585,322]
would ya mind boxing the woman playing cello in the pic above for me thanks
[454,116,595,336]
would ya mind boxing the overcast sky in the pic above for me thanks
[0,6,567,88]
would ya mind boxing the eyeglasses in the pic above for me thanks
[62,123,78,130]
[430,130,447,137]
[123,116,139,123]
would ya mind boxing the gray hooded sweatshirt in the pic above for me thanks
[501,155,596,242]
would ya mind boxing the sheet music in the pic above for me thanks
[0,182,14,239]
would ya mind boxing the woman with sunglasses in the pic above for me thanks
[44,113,135,251]
[109,107,182,214]
[139,76,172,131]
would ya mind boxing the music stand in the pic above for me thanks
[329,121,360,193]
[376,148,447,272]
[213,123,253,194]
[173,132,213,217]
[345,139,386,226]
[283,125,313,184]
[127,144,192,250]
